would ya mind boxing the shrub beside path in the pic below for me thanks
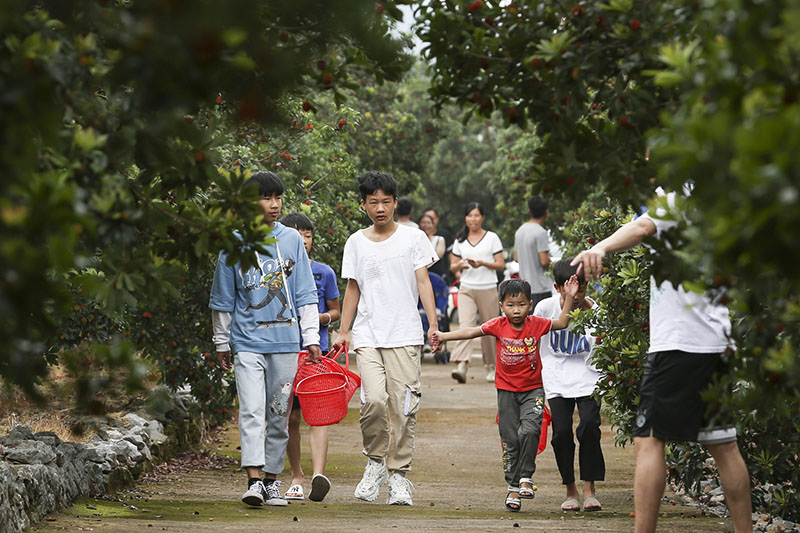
[35,357,735,532]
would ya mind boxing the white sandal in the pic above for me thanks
[505,487,521,512]
[519,477,535,499]
[284,483,305,500]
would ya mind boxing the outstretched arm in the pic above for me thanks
[571,216,656,279]
[430,325,485,351]
[551,275,579,330]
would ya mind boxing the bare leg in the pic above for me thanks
[310,425,329,476]
[565,481,580,500]
[583,480,595,499]
[634,436,666,533]
[286,408,304,486]
[706,441,752,533]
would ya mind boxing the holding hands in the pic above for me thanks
[429,329,443,352]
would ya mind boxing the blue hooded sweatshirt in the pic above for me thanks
[209,222,318,354]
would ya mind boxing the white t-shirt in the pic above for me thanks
[341,224,438,350]
[641,191,732,354]
[534,295,601,399]
[451,231,503,290]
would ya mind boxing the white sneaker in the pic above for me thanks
[241,480,267,507]
[387,473,414,505]
[354,459,388,502]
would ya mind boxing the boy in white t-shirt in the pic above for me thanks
[534,259,605,513]
[333,171,439,506]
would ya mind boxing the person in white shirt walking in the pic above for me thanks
[449,202,505,383]
[334,171,439,506]
[571,190,752,533]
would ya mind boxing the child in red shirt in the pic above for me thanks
[431,276,579,512]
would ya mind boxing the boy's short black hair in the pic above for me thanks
[243,171,284,197]
[422,206,438,217]
[397,196,413,216]
[498,279,532,302]
[357,171,398,201]
[553,258,585,286]
[528,196,548,218]
[279,212,314,232]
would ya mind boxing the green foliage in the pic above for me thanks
[415,0,693,203]
[562,198,651,445]
[0,0,410,405]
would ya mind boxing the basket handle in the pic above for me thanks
[325,345,349,371]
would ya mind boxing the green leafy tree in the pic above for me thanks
[415,0,800,518]
[1,0,410,402]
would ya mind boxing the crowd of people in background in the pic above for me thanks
[209,171,752,533]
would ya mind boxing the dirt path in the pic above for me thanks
[35,356,735,532]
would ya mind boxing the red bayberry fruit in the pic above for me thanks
[194,152,205,162]
[279,31,289,42]
[468,0,484,13]
[619,115,631,127]
[302,101,312,111]
[316,59,327,70]
[629,19,641,30]
[215,96,223,104]
[531,58,542,69]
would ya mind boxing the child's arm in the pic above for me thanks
[333,278,360,349]
[431,325,486,347]
[551,275,579,330]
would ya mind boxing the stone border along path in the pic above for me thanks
[35,358,738,532]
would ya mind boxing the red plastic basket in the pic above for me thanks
[294,347,360,426]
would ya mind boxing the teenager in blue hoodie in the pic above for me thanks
[210,171,322,507]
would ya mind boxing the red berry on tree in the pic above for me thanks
[629,19,641,30]
[619,115,631,127]
[468,0,484,13]
[531,58,542,69]
[215,96,223,105]
[279,31,289,42]
[302,101,312,112]
[316,59,327,70]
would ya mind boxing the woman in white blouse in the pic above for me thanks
[419,213,446,263]
[449,202,505,383]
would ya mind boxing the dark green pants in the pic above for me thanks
[497,388,545,488]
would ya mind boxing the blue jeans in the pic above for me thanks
[234,351,298,474]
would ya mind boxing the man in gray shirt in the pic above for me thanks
[514,197,551,309]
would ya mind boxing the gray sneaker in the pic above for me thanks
[263,479,289,506]
[387,473,414,505]
[354,459,388,502]
[242,480,267,507]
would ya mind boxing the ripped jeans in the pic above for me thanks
[234,351,298,474]
[356,346,422,474]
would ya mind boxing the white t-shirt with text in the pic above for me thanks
[341,224,438,350]
[451,231,503,290]
[534,295,601,399]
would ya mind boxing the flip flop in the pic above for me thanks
[284,484,304,500]
[561,498,580,512]
[309,474,331,502]
[518,477,535,499]
[583,496,602,512]
[505,488,521,512]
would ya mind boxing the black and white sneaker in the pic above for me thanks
[242,480,267,507]
[263,479,289,506]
